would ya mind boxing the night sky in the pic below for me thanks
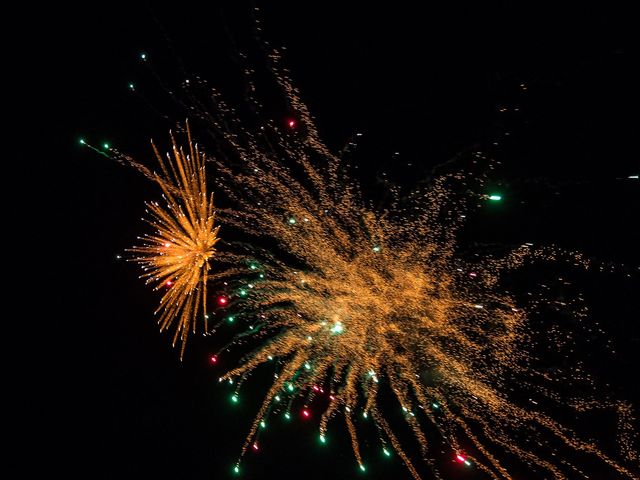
[31,2,639,479]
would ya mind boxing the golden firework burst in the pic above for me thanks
[129,126,219,358]
[112,46,637,479]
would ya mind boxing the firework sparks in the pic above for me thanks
[128,126,219,358]
[113,44,638,479]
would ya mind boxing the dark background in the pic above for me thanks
[27,1,638,479]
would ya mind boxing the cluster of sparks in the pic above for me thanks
[95,42,639,479]
[128,129,219,357]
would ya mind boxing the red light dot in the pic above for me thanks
[312,385,319,392]
[456,455,466,463]
[302,409,310,418]
[210,356,217,363]
[252,443,259,451]
[287,119,296,128]
[217,296,228,306]
[329,395,335,401]
[165,280,173,286]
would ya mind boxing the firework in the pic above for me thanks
[113,45,638,479]
[128,127,219,358]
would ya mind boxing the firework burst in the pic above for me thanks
[128,127,219,357]
[111,43,638,479]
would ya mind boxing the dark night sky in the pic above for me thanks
[26,2,639,479]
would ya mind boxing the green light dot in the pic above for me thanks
[288,217,296,224]
[227,316,235,323]
[331,322,344,334]
[239,289,247,297]
[319,435,326,444]
[304,363,311,370]
[231,395,238,403]
[259,273,265,279]
[372,246,381,252]
[359,464,366,472]
[140,53,147,60]
[260,421,266,429]
[250,264,257,270]
[287,383,294,392]
[233,465,240,474]
[79,138,86,145]
[464,460,471,466]
[128,83,135,90]
[488,194,502,201]
[383,448,391,457]
[103,143,110,150]
[274,395,281,402]
[432,402,439,409]
[284,412,291,420]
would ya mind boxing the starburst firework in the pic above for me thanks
[110,42,638,479]
[128,127,219,357]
